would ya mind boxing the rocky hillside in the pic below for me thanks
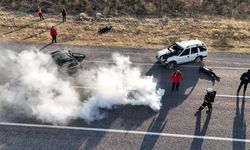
[0,0,249,19]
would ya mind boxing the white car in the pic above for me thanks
[156,39,208,69]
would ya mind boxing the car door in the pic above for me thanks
[177,48,191,64]
[190,47,199,61]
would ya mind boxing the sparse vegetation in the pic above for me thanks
[0,0,249,19]
[0,1,249,52]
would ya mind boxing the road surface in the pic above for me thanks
[0,41,250,150]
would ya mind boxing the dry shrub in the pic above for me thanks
[0,0,249,19]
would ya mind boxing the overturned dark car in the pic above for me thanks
[50,50,85,74]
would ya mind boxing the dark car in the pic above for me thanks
[50,50,85,74]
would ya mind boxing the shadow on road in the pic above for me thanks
[190,111,212,150]
[232,95,246,150]
[68,111,117,149]
[39,43,53,51]
[140,62,201,149]
[68,105,155,149]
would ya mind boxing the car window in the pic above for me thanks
[191,47,198,54]
[169,44,184,55]
[180,49,190,56]
[52,51,73,66]
[199,46,207,52]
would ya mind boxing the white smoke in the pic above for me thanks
[78,53,165,122]
[0,48,164,124]
[0,49,81,125]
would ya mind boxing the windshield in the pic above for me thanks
[168,44,184,55]
[52,51,73,66]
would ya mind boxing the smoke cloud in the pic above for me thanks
[78,53,165,122]
[0,49,81,124]
[0,48,164,124]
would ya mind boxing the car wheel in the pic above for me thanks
[155,60,161,64]
[167,62,175,69]
[194,56,202,63]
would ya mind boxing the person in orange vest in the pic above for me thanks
[170,70,184,91]
[61,7,67,22]
[50,26,57,43]
[37,6,44,20]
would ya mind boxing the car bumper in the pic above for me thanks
[156,56,168,65]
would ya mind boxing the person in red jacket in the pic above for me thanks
[50,26,57,43]
[170,70,184,91]
[37,6,44,20]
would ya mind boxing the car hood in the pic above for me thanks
[156,48,171,58]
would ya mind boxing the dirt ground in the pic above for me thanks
[0,10,249,53]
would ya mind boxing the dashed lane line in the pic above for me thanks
[0,122,249,143]
[82,60,249,70]
[217,94,250,99]
[72,86,250,99]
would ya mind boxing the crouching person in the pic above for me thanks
[197,88,216,112]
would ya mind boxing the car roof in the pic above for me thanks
[50,50,67,55]
[176,40,204,49]
[51,50,73,62]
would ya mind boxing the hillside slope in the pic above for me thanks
[0,0,249,19]
[0,10,249,52]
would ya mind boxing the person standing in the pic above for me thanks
[37,6,44,20]
[50,26,57,43]
[62,7,67,22]
[170,70,184,91]
[197,88,216,112]
[237,70,250,95]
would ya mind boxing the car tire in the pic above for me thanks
[194,56,203,63]
[167,62,175,69]
[155,60,161,64]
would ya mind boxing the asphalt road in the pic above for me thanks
[0,40,250,150]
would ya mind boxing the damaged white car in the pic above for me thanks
[156,39,208,69]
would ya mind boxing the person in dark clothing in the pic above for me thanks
[62,7,67,22]
[170,70,183,91]
[98,25,112,34]
[197,88,216,112]
[37,6,44,20]
[237,70,250,95]
[50,26,57,43]
[199,66,220,82]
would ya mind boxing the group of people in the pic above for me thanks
[37,6,67,22]
[169,69,250,112]
[37,6,67,43]
[38,4,250,112]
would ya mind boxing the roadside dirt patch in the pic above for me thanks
[0,11,249,52]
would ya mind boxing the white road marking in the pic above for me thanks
[73,86,250,99]
[80,51,152,56]
[82,60,249,70]
[0,122,249,143]
[183,65,250,70]
[217,94,250,99]
[0,55,248,70]
[83,60,154,66]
